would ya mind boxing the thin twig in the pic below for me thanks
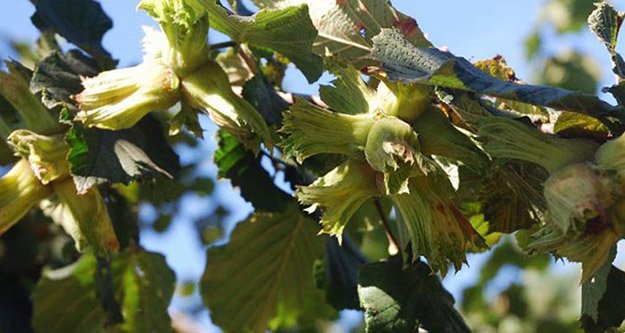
[374,198,401,251]
[209,41,237,50]
[237,46,258,74]
[260,150,289,169]
[275,91,328,108]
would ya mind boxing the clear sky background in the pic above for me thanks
[0,1,622,332]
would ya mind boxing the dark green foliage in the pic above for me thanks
[3,1,625,333]
[372,28,617,118]
[358,256,471,333]
[242,73,288,126]
[581,249,625,333]
[30,50,100,109]
[214,129,291,212]
[30,0,116,68]
[66,116,180,193]
[315,237,368,310]
[32,248,175,333]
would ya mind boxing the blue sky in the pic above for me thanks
[1,1,622,331]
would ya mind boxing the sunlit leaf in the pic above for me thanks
[112,248,176,333]
[32,254,106,333]
[215,47,253,86]
[253,0,430,67]
[588,2,625,79]
[32,248,175,333]
[554,111,608,141]
[206,2,322,82]
[201,204,332,332]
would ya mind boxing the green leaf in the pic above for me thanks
[100,187,140,250]
[94,256,123,326]
[315,237,367,310]
[32,248,175,333]
[282,0,368,63]
[66,116,180,193]
[525,30,542,60]
[112,248,176,333]
[189,176,215,196]
[201,204,331,332]
[581,246,625,333]
[206,2,322,82]
[588,2,623,52]
[242,72,288,126]
[588,2,625,79]
[30,50,100,109]
[32,254,107,333]
[358,256,471,333]
[554,111,608,141]
[214,129,291,212]
[465,213,502,252]
[537,52,601,94]
[255,0,430,67]
[30,0,116,68]
[372,28,617,117]
[581,248,616,325]
[542,0,596,34]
